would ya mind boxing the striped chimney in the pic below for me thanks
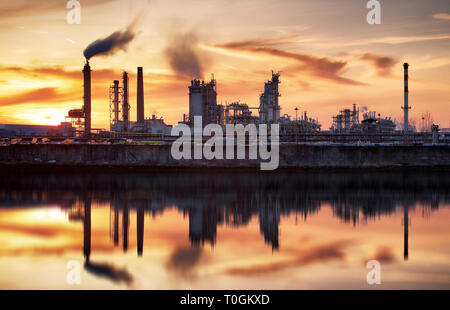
[402,63,410,132]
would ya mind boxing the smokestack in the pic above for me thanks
[83,61,91,137]
[122,72,129,132]
[402,63,410,132]
[137,67,144,123]
[112,80,120,124]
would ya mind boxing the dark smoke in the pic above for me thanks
[84,261,134,287]
[165,32,204,78]
[83,19,139,60]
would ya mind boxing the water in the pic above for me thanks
[0,170,449,289]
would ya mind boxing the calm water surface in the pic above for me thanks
[0,170,449,289]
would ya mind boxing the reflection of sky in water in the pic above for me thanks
[0,171,449,289]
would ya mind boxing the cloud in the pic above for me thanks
[0,65,178,85]
[432,13,450,21]
[359,34,450,45]
[223,241,352,276]
[365,247,397,264]
[0,222,76,238]
[210,39,364,85]
[0,87,79,106]
[0,65,81,80]
[166,246,203,279]
[361,53,398,77]
[165,32,205,78]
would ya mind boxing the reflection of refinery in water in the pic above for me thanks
[3,171,442,260]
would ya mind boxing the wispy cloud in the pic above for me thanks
[309,34,450,49]
[166,246,203,279]
[222,240,353,276]
[364,247,397,264]
[361,53,398,77]
[210,38,365,86]
[0,87,79,106]
[432,13,450,21]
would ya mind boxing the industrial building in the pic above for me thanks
[259,71,281,123]
[224,102,259,125]
[184,71,320,133]
[66,64,172,137]
[108,67,171,135]
[187,75,224,126]
[5,60,446,144]
[64,61,416,139]
[361,111,397,133]
[331,105,406,134]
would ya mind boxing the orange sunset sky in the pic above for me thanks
[0,0,449,130]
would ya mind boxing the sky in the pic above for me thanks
[0,0,449,129]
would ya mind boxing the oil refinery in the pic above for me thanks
[0,60,449,169]
[0,58,447,143]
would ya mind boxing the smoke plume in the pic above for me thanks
[361,53,397,77]
[83,18,140,60]
[165,32,204,78]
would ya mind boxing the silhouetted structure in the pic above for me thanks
[83,197,91,262]
[123,202,129,252]
[137,67,144,124]
[83,62,91,137]
[404,204,409,261]
[137,208,144,256]
[2,171,449,259]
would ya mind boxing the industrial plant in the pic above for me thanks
[0,59,449,170]
[0,57,447,145]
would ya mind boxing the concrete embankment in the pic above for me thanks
[0,143,449,169]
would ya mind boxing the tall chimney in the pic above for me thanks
[122,72,129,132]
[402,63,410,132]
[83,61,91,137]
[112,80,120,124]
[137,67,144,123]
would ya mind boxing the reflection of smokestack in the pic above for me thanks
[122,72,129,132]
[402,63,410,132]
[83,62,91,137]
[83,197,91,262]
[123,203,129,252]
[113,205,119,246]
[137,208,144,256]
[137,67,144,123]
[404,205,409,261]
